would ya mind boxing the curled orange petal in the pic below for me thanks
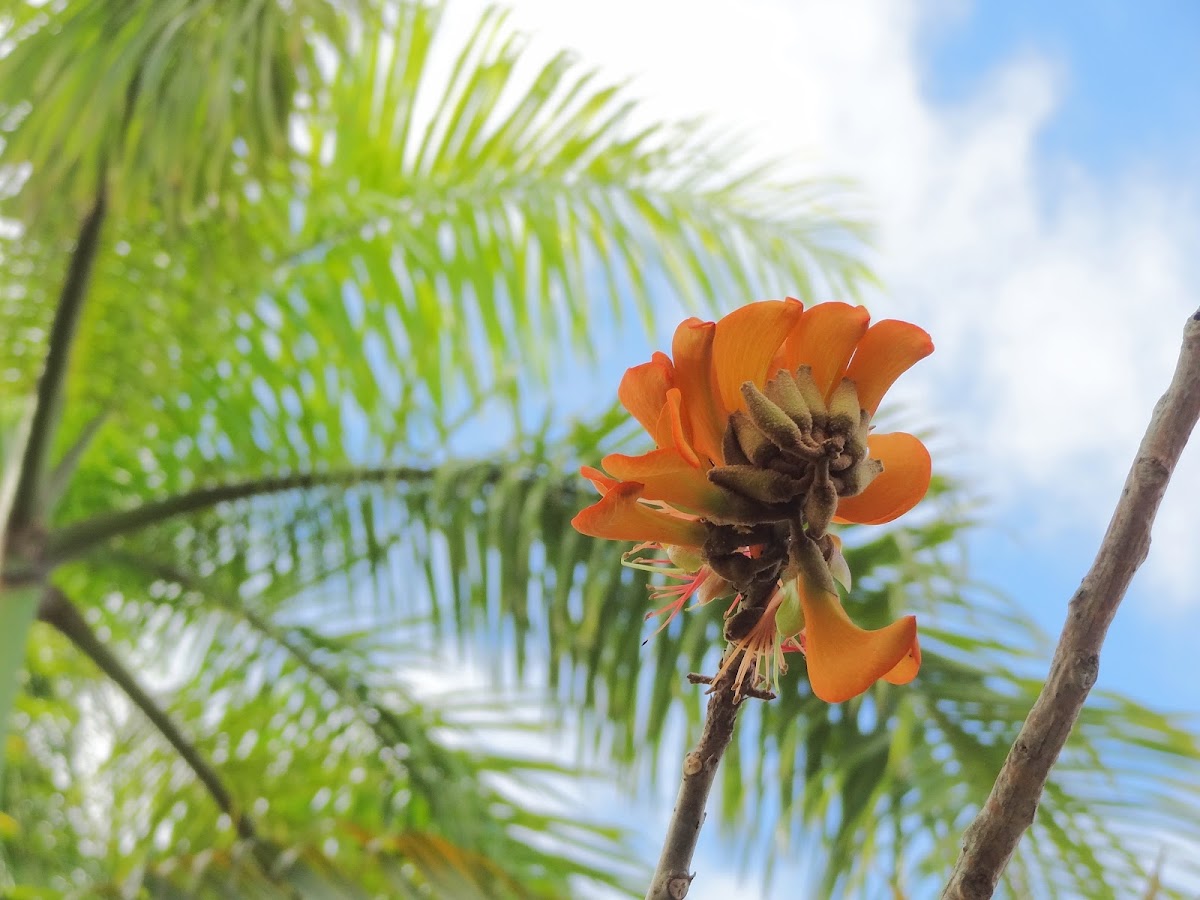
[618,351,675,436]
[653,388,701,467]
[797,573,920,703]
[671,318,725,465]
[834,432,931,525]
[777,302,870,398]
[844,320,934,416]
[602,447,725,516]
[711,300,804,416]
[571,482,707,549]
[580,465,619,495]
[882,642,922,685]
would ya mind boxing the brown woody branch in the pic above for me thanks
[644,662,746,900]
[644,577,780,900]
[942,308,1200,899]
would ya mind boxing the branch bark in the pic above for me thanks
[942,308,1200,899]
[644,662,745,900]
[8,184,108,533]
[36,587,257,842]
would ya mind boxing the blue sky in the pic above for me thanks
[917,0,1200,708]
[441,1,1200,895]
[465,0,1200,700]
[922,0,1200,185]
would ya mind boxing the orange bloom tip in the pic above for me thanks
[571,481,707,549]
[601,447,727,516]
[670,318,725,465]
[882,639,921,685]
[799,577,920,703]
[654,388,702,467]
[580,465,620,495]
[834,432,931,525]
[618,352,675,435]
[844,319,934,416]
[712,300,805,415]
[779,301,871,397]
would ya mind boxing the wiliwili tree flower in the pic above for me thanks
[573,298,933,703]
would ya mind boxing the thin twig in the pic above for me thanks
[8,184,107,532]
[687,672,776,701]
[36,587,258,843]
[942,308,1200,899]
[645,663,748,900]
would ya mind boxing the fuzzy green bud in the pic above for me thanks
[827,378,862,435]
[729,410,777,466]
[789,531,838,596]
[836,457,883,498]
[764,370,814,432]
[742,381,805,452]
[709,465,806,504]
[803,458,838,538]
[791,366,828,424]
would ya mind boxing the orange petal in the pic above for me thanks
[571,482,707,549]
[777,302,870,398]
[671,318,726,465]
[798,574,920,703]
[618,351,675,435]
[834,432,931,525]
[580,465,619,495]
[882,640,922,685]
[843,320,934,416]
[653,388,701,467]
[602,448,725,516]
[711,300,804,416]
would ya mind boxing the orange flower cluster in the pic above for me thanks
[572,299,934,702]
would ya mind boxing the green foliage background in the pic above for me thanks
[1,2,1198,897]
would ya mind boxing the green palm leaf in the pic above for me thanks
[3,2,869,498]
[4,1,1197,898]
[0,0,362,224]
[67,420,1200,897]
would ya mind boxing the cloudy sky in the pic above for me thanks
[443,1,1200,895]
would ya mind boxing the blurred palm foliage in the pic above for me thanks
[0,1,1197,898]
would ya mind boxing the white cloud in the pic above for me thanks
[449,0,1200,608]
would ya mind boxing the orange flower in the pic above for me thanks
[572,299,933,703]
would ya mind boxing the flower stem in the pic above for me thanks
[645,569,781,899]
[644,662,746,900]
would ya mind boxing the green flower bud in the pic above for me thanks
[742,381,805,452]
[803,458,838,539]
[836,457,883,498]
[792,366,828,424]
[827,377,862,435]
[709,464,806,504]
[764,370,814,432]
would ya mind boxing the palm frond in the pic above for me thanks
[109,434,1200,899]
[2,1,871,533]
[6,2,1195,898]
[7,553,640,896]
[0,0,366,224]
